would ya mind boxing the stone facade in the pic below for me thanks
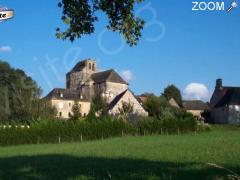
[210,79,240,124]
[51,99,91,119]
[109,90,148,116]
[66,60,97,90]
[182,100,208,119]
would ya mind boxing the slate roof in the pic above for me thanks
[182,100,209,110]
[215,87,240,107]
[91,69,128,85]
[108,89,128,110]
[44,88,89,101]
[68,61,86,74]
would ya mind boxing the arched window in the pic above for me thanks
[92,64,95,71]
[59,112,62,117]
[89,63,91,70]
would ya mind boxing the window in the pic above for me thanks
[84,113,86,117]
[60,93,63,98]
[92,64,95,71]
[69,102,71,107]
[89,63,91,70]
[58,102,64,109]
[68,112,71,117]
[59,112,62,117]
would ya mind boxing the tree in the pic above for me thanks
[31,99,57,121]
[87,94,109,121]
[118,101,134,121]
[163,85,183,107]
[0,61,42,122]
[70,100,82,121]
[56,0,145,46]
[143,95,171,119]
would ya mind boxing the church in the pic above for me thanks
[45,59,148,119]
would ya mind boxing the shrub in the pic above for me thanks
[0,117,136,146]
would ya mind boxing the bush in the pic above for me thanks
[137,111,198,135]
[0,118,136,146]
[0,113,207,146]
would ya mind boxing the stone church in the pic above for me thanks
[45,59,148,119]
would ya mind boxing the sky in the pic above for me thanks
[0,0,240,101]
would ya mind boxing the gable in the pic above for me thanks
[109,90,148,116]
[215,88,240,107]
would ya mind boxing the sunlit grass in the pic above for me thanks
[0,126,239,179]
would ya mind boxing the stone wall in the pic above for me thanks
[51,99,91,119]
[104,82,128,103]
[109,90,148,117]
[212,107,229,124]
[186,110,203,118]
[66,60,97,90]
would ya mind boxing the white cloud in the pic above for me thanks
[0,46,12,52]
[120,70,133,82]
[183,83,209,101]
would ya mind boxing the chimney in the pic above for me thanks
[216,78,222,90]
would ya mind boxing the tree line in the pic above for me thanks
[0,61,56,123]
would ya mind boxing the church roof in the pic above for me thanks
[183,100,209,110]
[108,89,128,110]
[91,69,128,84]
[68,61,85,73]
[215,87,240,107]
[44,88,89,101]
[67,59,96,74]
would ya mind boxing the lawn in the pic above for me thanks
[0,126,239,179]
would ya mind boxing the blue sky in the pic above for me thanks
[0,0,240,101]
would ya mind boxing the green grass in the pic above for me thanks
[0,126,239,179]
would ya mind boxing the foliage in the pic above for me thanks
[70,101,82,121]
[143,95,172,119]
[87,95,109,121]
[117,101,134,121]
[137,111,198,135]
[0,118,136,146]
[0,61,44,123]
[162,84,182,107]
[56,0,145,46]
[0,112,203,146]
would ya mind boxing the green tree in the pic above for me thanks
[163,85,183,107]
[0,61,57,123]
[0,61,42,122]
[70,100,82,121]
[56,0,145,46]
[31,99,57,121]
[118,101,134,121]
[143,95,171,119]
[87,94,109,121]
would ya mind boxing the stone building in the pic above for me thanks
[210,79,240,124]
[182,100,209,119]
[45,88,91,118]
[45,59,147,119]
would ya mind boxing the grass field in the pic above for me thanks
[0,126,239,179]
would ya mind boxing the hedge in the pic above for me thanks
[0,116,208,146]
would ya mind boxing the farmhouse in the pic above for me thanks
[45,59,148,118]
[182,100,209,119]
[210,79,240,124]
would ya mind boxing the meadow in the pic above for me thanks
[0,126,239,179]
